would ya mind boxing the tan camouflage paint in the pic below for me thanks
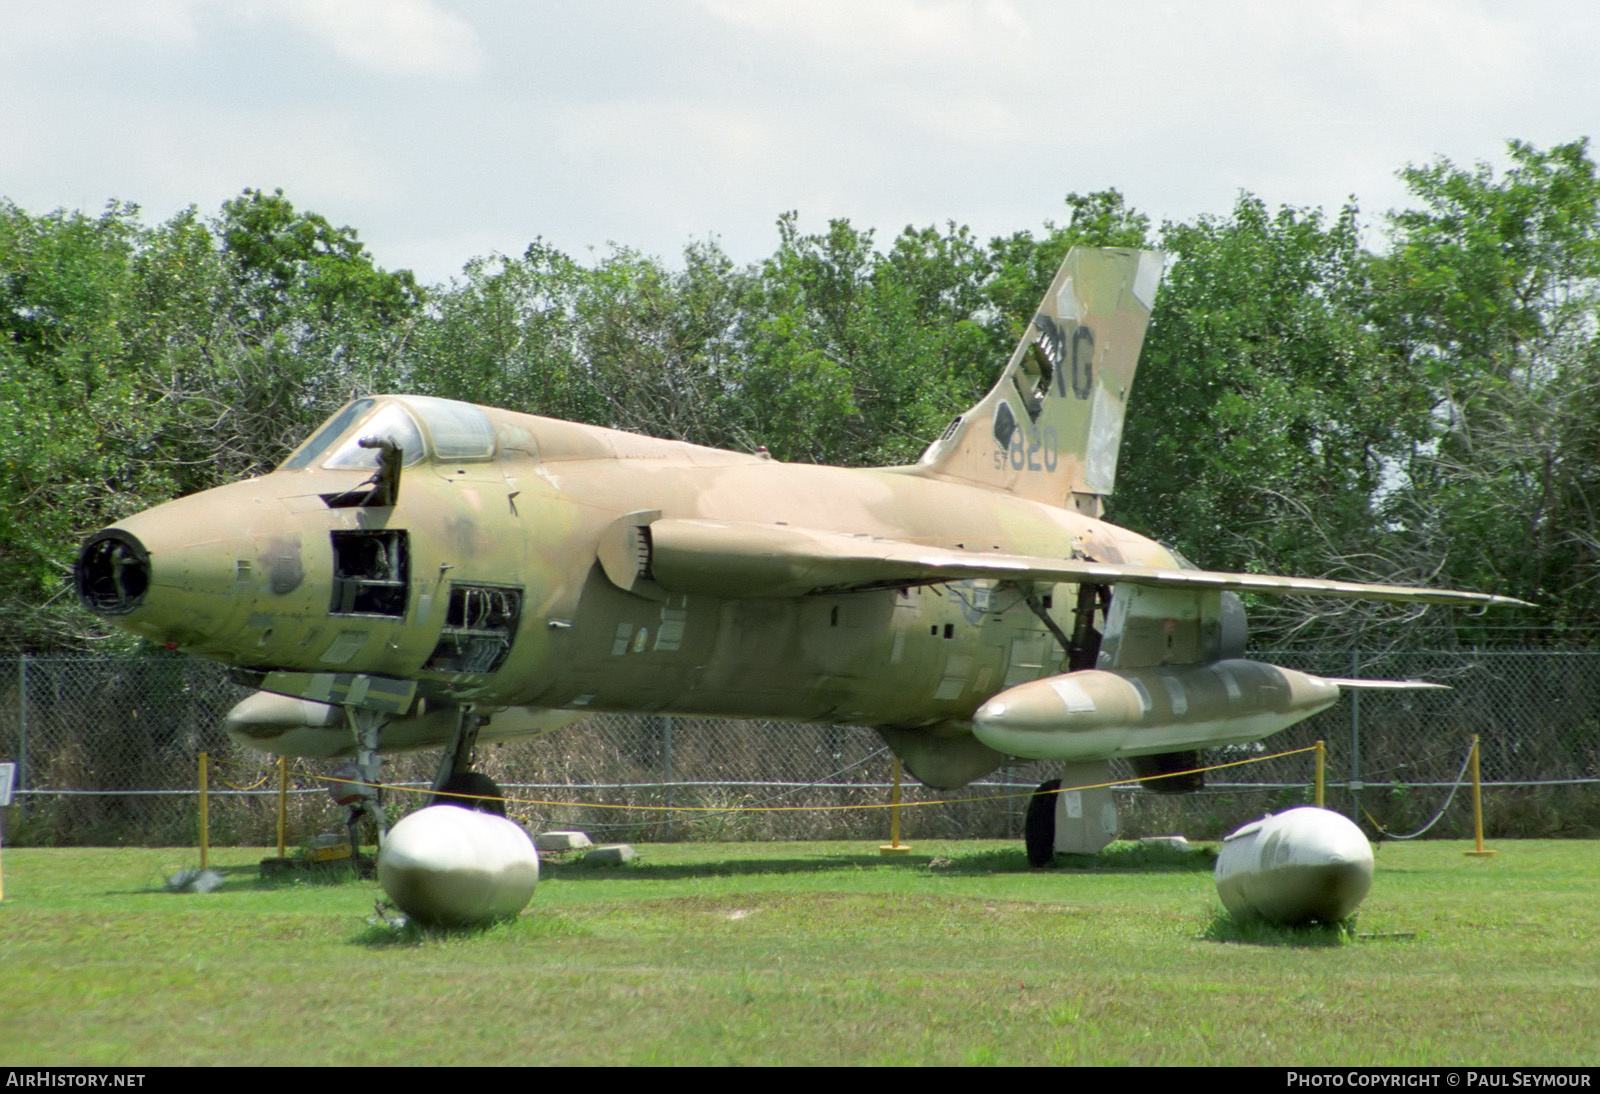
[77,248,1522,788]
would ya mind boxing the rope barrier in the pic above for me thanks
[1359,739,1477,841]
[310,742,1325,815]
[177,734,1508,862]
[218,772,274,791]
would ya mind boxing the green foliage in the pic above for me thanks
[409,241,588,416]
[6,144,1600,649]
[1372,139,1600,639]
[0,201,177,649]
[219,187,423,329]
[0,190,424,650]
[190,188,423,475]
[571,240,754,447]
[984,189,1154,344]
[737,213,997,464]
[1111,196,1426,646]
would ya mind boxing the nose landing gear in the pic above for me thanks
[330,701,508,867]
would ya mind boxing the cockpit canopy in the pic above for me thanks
[280,396,496,471]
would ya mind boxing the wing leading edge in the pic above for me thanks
[598,517,1528,608]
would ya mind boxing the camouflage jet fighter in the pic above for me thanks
[74,247,1520,861]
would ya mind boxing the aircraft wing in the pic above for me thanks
[600,517,1528,607]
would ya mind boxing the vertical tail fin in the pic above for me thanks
[914,246,1164,515]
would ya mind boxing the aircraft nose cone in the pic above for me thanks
[75,529,152,616]
[70,481,320,656]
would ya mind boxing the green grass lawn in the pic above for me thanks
[1,838,1595,1066]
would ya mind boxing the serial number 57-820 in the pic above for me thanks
[994,426,1059,472]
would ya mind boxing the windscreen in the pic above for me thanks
[279,399,425,470]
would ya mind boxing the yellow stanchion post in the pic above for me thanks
[879,753,913,854]
[276,755,288,860]
[0,761,12,902]
[198,751,210,870]
[1314,739,1325,807]
[1466,734,1496,858]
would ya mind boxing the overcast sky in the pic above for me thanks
[3,1,1597,286]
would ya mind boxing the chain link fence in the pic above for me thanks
[1,650,1595,847]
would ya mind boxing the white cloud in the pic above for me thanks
[1304,0,1528,82]
[887,92,1032,149]
[135,106,386,206]
[2,0,1596,284]
[542,97,842,231]
[0,0,202,50]
[261,0,484,78]
[699,0,1030,72]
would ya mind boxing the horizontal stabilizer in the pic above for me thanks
[1318,677,1451,692]
[607,517,1530,609]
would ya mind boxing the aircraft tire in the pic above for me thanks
[431,771,508,816]
[1024,779,1061,867]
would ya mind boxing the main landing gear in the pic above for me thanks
[432,771,508,816]
[1024,779,1063,866]
[1022,762,1120,865]
[428,707,507,815]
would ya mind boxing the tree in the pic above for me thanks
[1112,196,1433,646]
[0,201,175,649]
[1372,139,1600,641]
[126,190,427,488]
[0,190,428,650]
[410,241,588,419]
[983,190,1153,347]
[737,213,1000,466]
[570,239,753,446]
[163,189,425,477]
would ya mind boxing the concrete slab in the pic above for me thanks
[535,830,594,852]
[584,843,637,865]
